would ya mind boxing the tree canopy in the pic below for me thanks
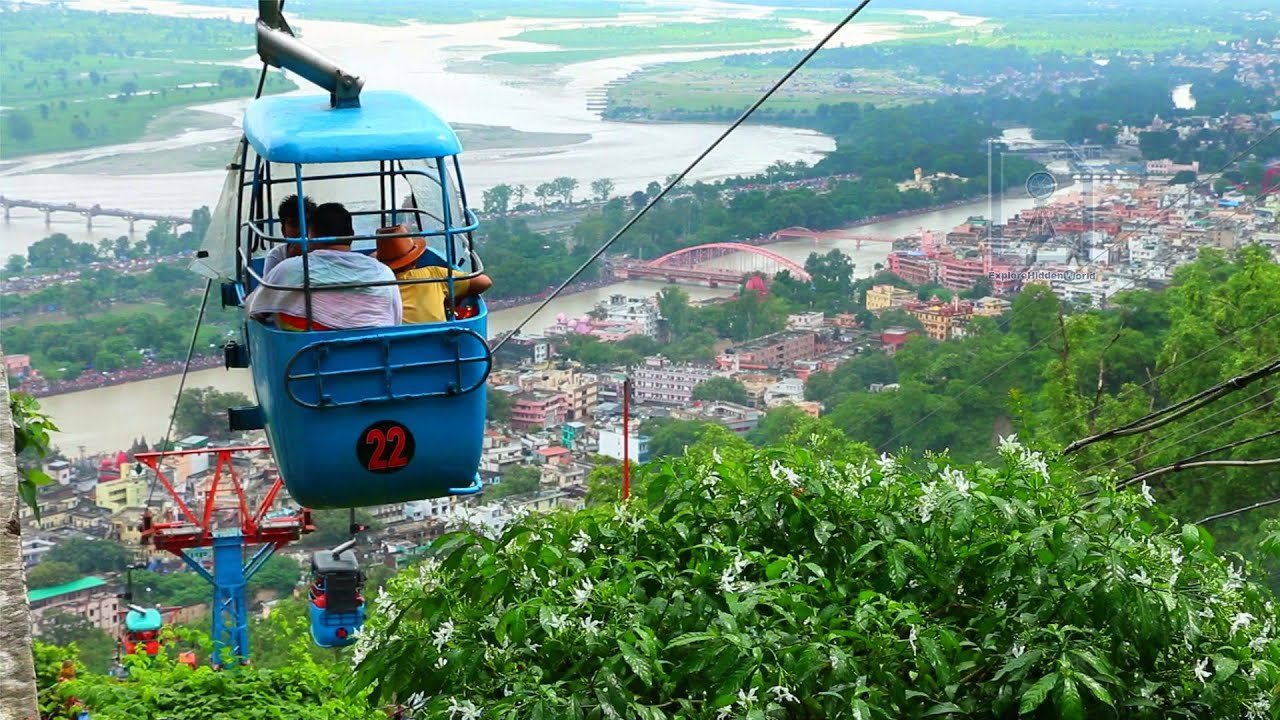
[353,435,1280,718]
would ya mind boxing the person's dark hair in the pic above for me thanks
[311,202,355,238]
[278,195,317,226]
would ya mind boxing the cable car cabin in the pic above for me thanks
[218,90,492,509]
[124,606,164,657]
[309,542,365,648]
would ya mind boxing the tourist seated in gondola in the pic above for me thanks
[246,203,402,330]
[374,224,491,324]
[261,194,318,276]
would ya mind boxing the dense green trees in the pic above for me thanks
[690,376,749,405]
[173,387,252,440]
[45,537,134,575]
[354,433,1280,718]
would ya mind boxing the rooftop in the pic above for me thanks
[29,576,108,604]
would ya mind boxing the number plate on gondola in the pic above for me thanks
[356,421,415,472]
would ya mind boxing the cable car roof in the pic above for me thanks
[243,90,462,164]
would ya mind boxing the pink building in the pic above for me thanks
[511,391,568,431]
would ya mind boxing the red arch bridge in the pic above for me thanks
[768,226,896,248]
[613,242,812,287]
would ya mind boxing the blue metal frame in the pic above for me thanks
[178,531,276,667]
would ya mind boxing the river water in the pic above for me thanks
[38,194,1036,455]
[9,0,1026,452]
[0,0,916,255]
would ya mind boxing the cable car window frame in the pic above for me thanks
[236,158,486,326]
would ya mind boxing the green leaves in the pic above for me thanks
[1020,672,1060,714]
[356,440,1280,719]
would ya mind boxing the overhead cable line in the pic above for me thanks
[145,62,271,505]
[1121,427,1280,487]
[1078,383,1276,478]
[1039,306,1280,451]
[1063,354,1280,455]
[490,0,875,354]
[876,127,1280,453]
[1199,494,1280,524]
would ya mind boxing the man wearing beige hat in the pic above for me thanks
[375,224,493,323]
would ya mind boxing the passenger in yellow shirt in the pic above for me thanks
[375,224,493,323]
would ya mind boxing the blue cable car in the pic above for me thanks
[208,12,491,509]
[308,540,365,648]
[123,605,164,657]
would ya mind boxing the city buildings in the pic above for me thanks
[631,356,714,405]
[716,330,819,371]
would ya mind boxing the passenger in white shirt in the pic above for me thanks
[261,194,318,277]
[246,203,402,331]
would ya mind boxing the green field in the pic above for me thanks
[486,20,807,65]
[170,0,640,25]
[607,62,931,116]
[0,6,295,158]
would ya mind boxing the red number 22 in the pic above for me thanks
[365,426,410,470]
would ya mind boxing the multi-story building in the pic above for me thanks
[631,356,714,405]
[716,331,818,371]
[676,401,762,436]
[598,294,661,337]
[531,366,599,422]
[906,297,975,341]
[510,390,568,432]
[786,312,825,329]
[94,462,150,514]
[865,284,916,314]
[597,425,651,464]
[887,250,935,285]
[972,297,1013,317]
[765,377,806,407]
[492,334,552,367]
[22,537,58,567]
[29,576,122,639]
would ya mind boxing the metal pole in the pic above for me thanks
[622,377,632,500]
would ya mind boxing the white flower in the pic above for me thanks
[712,447,723,464]
[1249,632,1270,653]
[917,482,940,523]
[769,685,798,703]
[907,626,918,656]
[1245,694,1271,720]
[997,433,1021,455]
[1140,481,1155,506]
[736,686,758,709]
[1193,657,1211,684]
[878,452,899,479]
[573,578,595,606]
[433,620,456,651]
[941,467,971,496]
[1231,612,1256,633]
[435,656,449,668]
[446,697,481,720]
[1129,568,1150,584]
[569,530,590,555]
[1197,607,1214,619]
[1169,547,1184,567]
[580,616,602,635]
[543,612,567,632]
[1225,564,1244,592]
[406,692,428,710]
[1010,643,1025,658]
[770,460,803,489]
[715,707,733,720]
[350,632,375,667]
[373,588,396,615]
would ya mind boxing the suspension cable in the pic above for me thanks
[490,0,875,353]
[145,61,272,504]
[1063,354,1280,455]
[1078,382,1275,478]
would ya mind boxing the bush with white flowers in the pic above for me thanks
[354,436,1280,719]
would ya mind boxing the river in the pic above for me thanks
[0,0,919,256]
[37,193,1037,455]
